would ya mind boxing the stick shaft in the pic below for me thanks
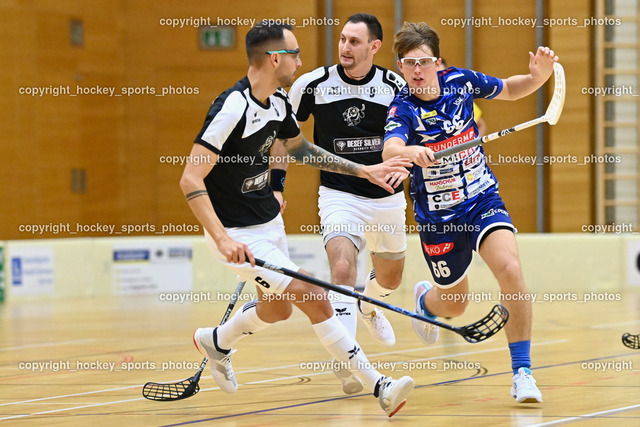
[432,63,564,161]
[221,281,246,323]
[254,258,461,334]
[194,281,246,380]
[434,116,545,160]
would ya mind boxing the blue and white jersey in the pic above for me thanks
[384,67,503,224]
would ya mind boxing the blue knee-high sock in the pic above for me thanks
[508,340,531,374]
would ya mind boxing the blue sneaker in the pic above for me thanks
[412,281,439,345]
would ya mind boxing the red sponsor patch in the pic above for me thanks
[387,106,397,118]
[430,127,475,153]
[422,242,455,256]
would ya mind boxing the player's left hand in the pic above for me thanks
[273,191,287,214]
[361,156,412,193]
[529,46,559,83]
[385,168,410,188]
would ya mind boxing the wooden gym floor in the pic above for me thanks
[1,284,639,426]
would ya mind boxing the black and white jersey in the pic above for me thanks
[290,64,405,198]
[195,77,300,227]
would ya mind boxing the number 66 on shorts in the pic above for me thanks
[431,260,451,279]
[418,193,515,288]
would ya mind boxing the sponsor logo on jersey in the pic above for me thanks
[480,208,510,219]
[333,136,382,153]
[422,164,459,178]
[464,162,486,184]
[430,127,475,153]
[384,121,402,132]
[440,146,476,163]
[427,189,464,210]
[387,106,397,118]
[425,176,463,193]
[467,176,495,198]
[343,104,366,126]
[421,109,438,119]
[463,149,483,168]
[241,170,269,193]
[422,242,454,256]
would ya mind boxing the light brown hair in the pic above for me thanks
[393,22,440,59]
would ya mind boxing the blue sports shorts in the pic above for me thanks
[417,191,515,288]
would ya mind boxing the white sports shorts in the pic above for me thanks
[318,186,407,259]
[204,214,298,294]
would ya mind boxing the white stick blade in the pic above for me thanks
[545,62,566,125]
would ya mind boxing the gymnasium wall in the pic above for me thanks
[2,0,595,241]
[4,234,640,302]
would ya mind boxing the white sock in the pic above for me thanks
[360,270,392,314]
[216,300,271,350]
[330,286,358,338]
[312,316,383,392]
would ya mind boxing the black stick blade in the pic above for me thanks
[622,333,640,349]
[459,304,509,343]
[142,378,200,401]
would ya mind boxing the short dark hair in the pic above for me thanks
[245,20,294,64]
[347,13,383,42]
[393,22,440,60]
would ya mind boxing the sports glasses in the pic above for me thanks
[400,56,438,68]
[266,48,300,60]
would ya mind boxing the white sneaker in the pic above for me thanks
[333,361,364,395]
[511,367,543,403]
[412,281,439,345]
[193,327,238,393]
[377,376,415,417]
[358,301,396,347]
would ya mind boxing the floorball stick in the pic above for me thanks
[434,62,566,160]
[254,258,508,343]
[142,281,246,401]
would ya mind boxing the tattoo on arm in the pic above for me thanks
[285,137,361,176]
[185,190,209,201]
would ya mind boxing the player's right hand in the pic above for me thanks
[218,236,255,267]
[411,147,437,168]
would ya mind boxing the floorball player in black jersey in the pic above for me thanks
[288,13,407,395]
[179,20,415,417]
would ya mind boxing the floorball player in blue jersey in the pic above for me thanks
[383,22,559,403]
